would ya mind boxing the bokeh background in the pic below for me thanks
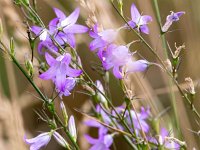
[0,0,200,149]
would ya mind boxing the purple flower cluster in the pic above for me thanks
[31,8,88,98]
[84,105,150,149]
[89,3,151,79]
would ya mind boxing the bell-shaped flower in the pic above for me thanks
[89,24,118,51]
[39,53,82,98]
[53,8,88,48]
[127,3,152,34]
[162,11,185,32]
[25,132,52,150]
[101,44,132,79]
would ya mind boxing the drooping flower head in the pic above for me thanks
[89,24,118,51]
[128,3,152,34]
[162,11,185,32]
[40,53,82,98]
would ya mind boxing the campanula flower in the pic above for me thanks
[127,3,152,34]
[89,24,118,51]
[95,80,107,105]
[53,8,88,48]
[101,44,132,79]
[162,11,185,32]
[39,53,82,98]
[25,132,52,150]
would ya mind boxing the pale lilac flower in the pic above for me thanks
[127,3,152,34]
[25,132,52,150]
[101,44,132,79]
[40,53,82,98]
[53,8,88,48]
[162,11,185,32]
[53,131,69,148]
[68,116,77,141]
[89,24,118,51]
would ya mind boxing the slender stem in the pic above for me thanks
[152,0,181,138]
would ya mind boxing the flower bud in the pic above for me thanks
[10,37,15,56]
[60,101,68,126]
[53,131,69,149]
[68,116,77,142]
[25,59,34,77]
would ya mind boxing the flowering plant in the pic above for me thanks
[0,0,199,150]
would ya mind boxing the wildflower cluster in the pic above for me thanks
[1,0,198,150]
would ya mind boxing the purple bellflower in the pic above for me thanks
[25,132,52,150]
[53,8,88,48]
[127,3,152,34]
[101,44,132,79]
[162,11,185,32]
[68,116,77,142]
[39,53,82,98]
[89,24,118,51]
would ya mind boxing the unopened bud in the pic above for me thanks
[60,101,68,126]
[68,116,77,142]
[10,37,15,56]
[185,77,195,95]
[25,55,34,77]
[53,131,69,149]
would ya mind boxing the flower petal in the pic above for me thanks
[64,24,88,33]
[61,8,80,27]
[31,26,42,35]
[112,66,122,79]
[45,52,56,66]
[140,25,150,34]
[66,67,82,77]
[104,135,113,148]
[131,3,141,22]
[53,8,66,20]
